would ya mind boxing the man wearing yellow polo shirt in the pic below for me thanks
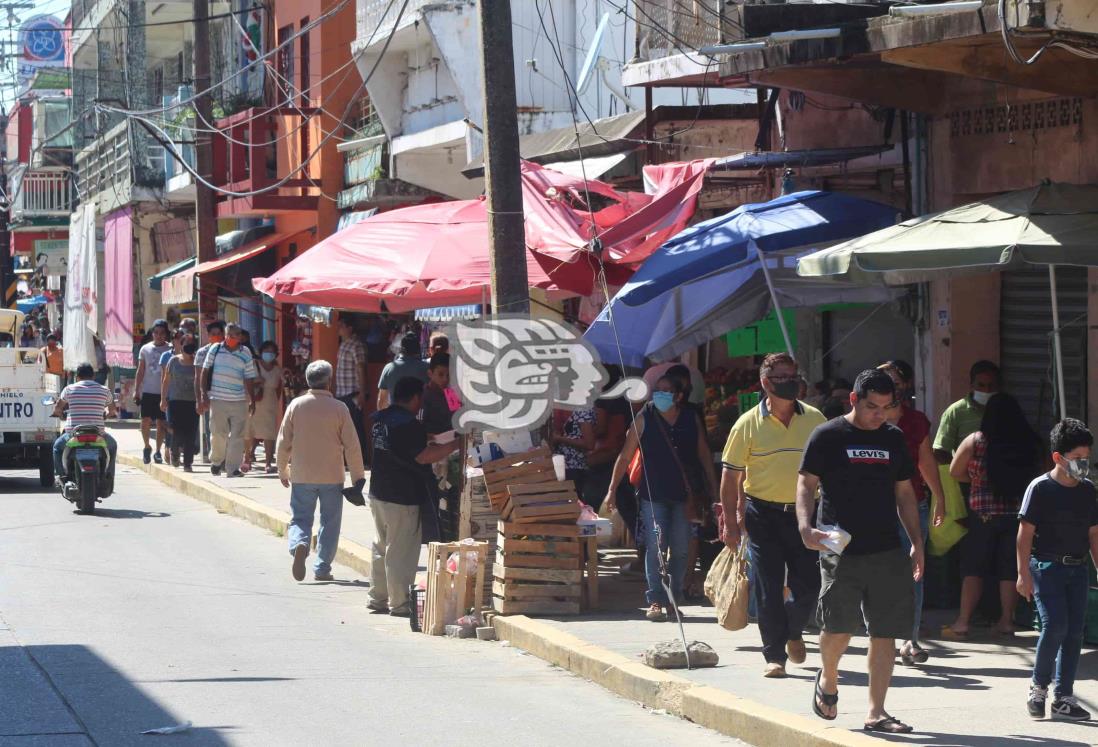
[721,352,826,678]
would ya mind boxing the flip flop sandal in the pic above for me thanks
[911,644,929,664]
[812,670,838,721]
[864,715,913,734]
[939,625,969,640]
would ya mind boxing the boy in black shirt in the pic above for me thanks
[797,369,924,734]
[1018,418,1098,721]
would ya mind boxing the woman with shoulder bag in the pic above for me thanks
[605,375,719,622]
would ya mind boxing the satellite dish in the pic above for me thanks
[576,12,610,96]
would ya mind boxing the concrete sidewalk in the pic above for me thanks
[111,422,1098,747]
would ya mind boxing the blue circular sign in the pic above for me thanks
[22,15,64,64]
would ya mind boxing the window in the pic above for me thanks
[298,17,310,108]
[277,24,295,106]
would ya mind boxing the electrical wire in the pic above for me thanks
[998,0,1098,65]
[105,0,410,200]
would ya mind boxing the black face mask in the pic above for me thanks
[182,344,198,355]
[769,379,801,402]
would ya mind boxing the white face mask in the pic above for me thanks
[972,390,994,406]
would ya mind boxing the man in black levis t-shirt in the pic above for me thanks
[796,368,924,735]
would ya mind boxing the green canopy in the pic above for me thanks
[148,257,195,291]
[797,182,1098,279]
[796,181,1098,421]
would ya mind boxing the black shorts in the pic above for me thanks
[960,514,1018,581]
[818,548,914,639]
[140,392,165,420]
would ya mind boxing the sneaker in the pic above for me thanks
[763,662,787,678]
[787,639,807,665]
[291,544,308,581]
[1051,695,1090,720]
[1028,685,1047,719]
[645,603,667,622]
[314,572,334,582]
[142,446,152,464]
[210,463,223,476]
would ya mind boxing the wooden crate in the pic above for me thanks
[481,446,556,514]
[492,521,582,615]
[503,481,582,524]
[424,541,488,635]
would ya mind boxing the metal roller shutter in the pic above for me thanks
[999,267,1088,438]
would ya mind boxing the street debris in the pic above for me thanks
[141,721,193,735]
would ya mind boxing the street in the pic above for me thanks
[0,466,743,747]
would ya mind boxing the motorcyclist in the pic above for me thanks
[52,363,118,496]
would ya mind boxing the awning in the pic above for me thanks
[148,256,196,291]
[713,146,893,171]
[537,152,630,181]
[163,233,285,305]
[462,110,645,178]
[414,305,482,322]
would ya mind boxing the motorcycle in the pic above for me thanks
[45,396,113,515]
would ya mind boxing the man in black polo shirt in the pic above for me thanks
[1017,418,1098,721]
[796,368,924,734]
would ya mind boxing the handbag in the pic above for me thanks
[650,406,710,524]
[704,544,750,631]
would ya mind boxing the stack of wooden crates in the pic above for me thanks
[481,446,593,615]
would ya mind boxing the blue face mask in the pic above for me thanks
[652,391,675,412]
[261,352,276,363]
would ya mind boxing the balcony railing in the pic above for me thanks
[635,0,723,59]
[74,120,165,211]
[9,166,74,219]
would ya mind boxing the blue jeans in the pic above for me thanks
[640,499,690,606]
[897,500,931,643]
[288,483,344,575]
[53,431,118,481]
[1031,558,1089,697]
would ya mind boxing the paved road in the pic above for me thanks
[0,467,743,747]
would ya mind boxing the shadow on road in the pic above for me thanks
[868,730,1096,746]
[86,508,171,519]
[5,643,235,745]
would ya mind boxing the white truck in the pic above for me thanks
[0,309,61,486]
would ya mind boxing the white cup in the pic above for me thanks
[552,454,567,481]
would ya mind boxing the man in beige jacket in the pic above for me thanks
[277,360,366,582]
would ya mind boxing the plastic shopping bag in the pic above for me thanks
[928,464,968,557]
[704,544,750,631]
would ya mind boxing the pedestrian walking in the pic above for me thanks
[199,323,258,477]
[583,365,633,514]
[720,353,826,678]
[944,392,1042,640]
[797,368,923,734]
[157,329,185,464]
[161,334,198,471]
[877,361,946,665]
[134,319,171,465]
[244,341,284,474]
[1018,418,1098,721]
[605,375,718,622]
[335,316,369,465]
[277,360,366,583]
[193,320,226,461]
[428,332,449,357]
[377,331,429,411]
[368,376,459,616]
[933,360,1000,466]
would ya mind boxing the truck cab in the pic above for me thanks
[0,309,61,486]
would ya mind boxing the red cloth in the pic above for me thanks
[897,405,931,496]
[254,160,707,310]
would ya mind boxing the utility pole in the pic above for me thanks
[477,0,528,316]
[193,0,217,334]
[0,112,10,309]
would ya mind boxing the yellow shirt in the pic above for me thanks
[721,398,825,504]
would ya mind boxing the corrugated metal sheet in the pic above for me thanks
[999,267,1088,436]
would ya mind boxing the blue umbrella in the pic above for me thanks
[617,190,901,307]
[16,295,49,313]
[586,191,902,365]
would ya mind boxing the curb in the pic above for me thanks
[124,453,877,747]
[117,454,373,579]
[490,615,881,747]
